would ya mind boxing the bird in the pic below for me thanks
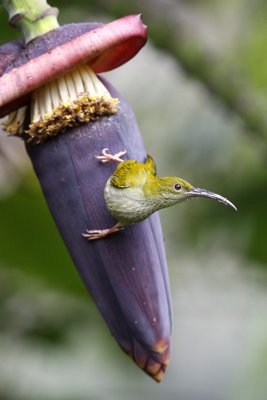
[83,148,237,240]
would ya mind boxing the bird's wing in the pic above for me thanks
[110,160,148,189]
[145,155,157,179]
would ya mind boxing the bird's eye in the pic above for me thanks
[174,183,182,191]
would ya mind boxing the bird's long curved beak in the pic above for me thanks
[187,188,237,210]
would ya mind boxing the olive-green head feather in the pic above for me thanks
[144,176,192,199]
[144,175,236,210]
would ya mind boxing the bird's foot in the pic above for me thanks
[82,223,123,241]
[95,148,127,163]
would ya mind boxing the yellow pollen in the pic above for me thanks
[2,64,119,144]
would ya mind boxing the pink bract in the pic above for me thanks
[0,14,147,117]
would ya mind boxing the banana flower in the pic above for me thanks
[0,6,172,382]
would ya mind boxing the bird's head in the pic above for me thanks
[146,176,237,211]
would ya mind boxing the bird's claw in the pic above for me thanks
[82,229,104,241]
[82,224,123,241]
[95,148,127,163]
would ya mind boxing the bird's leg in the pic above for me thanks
[95,147,127,163]
[82,222,123,240]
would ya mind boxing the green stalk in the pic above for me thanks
[1,0,59,43]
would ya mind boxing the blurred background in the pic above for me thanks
[1,0,267,399]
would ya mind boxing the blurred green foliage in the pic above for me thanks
[0,177,87,295]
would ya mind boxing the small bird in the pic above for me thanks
[83,148,236,240]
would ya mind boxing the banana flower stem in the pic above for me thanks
[1,0,59,43]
